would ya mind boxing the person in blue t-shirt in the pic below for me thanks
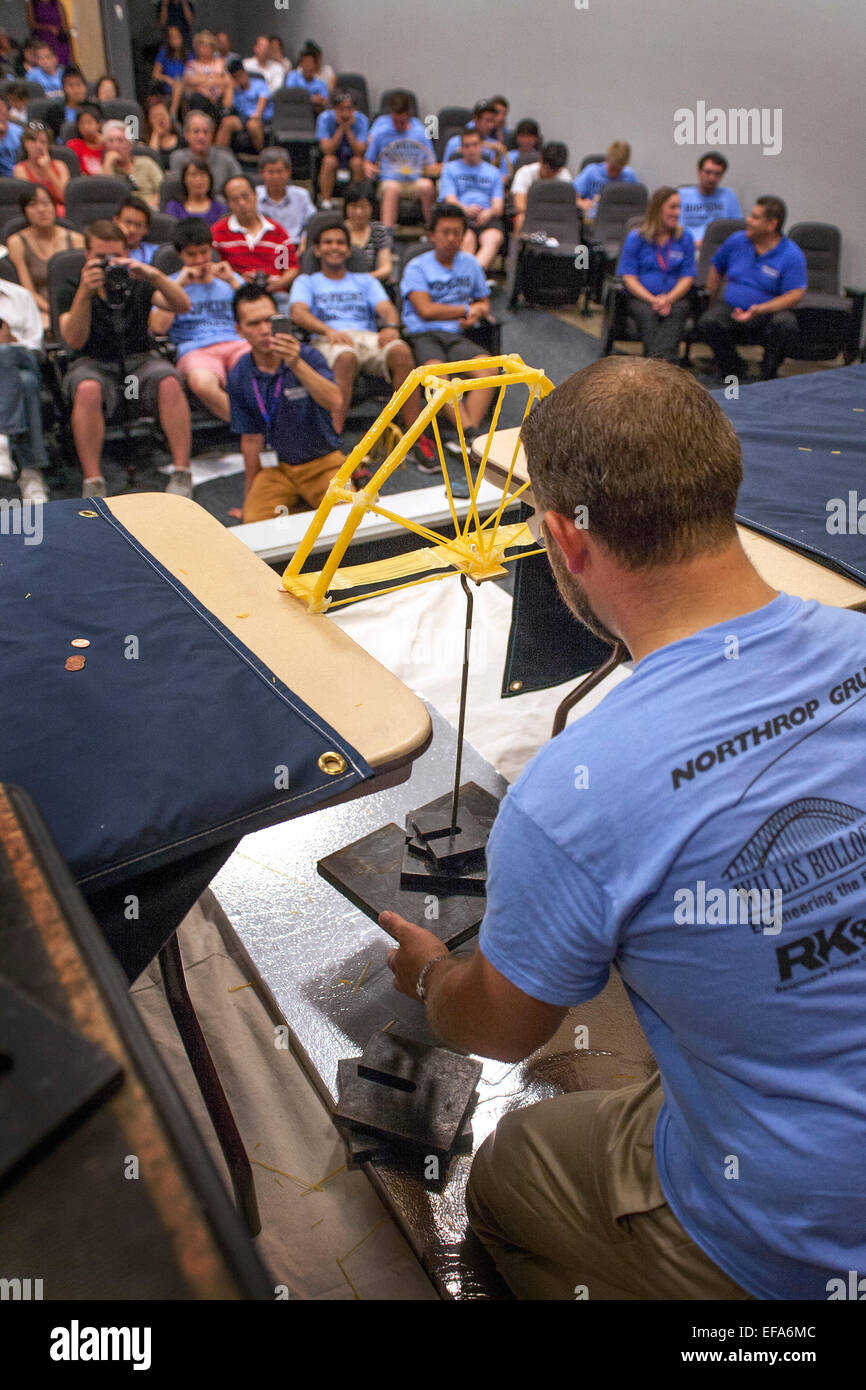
[228,282,349,523]
[26,41,64,95]
[677,150,742,248]
[316,92,369,204]
[217,59,271,154]
[698,195,807,380]
[380,354,866,1302]
[439,127,506,271]
[61,67,87,127]
[114,197,159,267]
[574,140,639,219]
[399,203,495,465]
[0,94,22,177]
[442,100,513,177]
[285,48,328,112]
[364,93,439,229]
[290,219,423,442]
[616,186,696,362]
[150,218,248,421]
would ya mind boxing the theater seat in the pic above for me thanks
[788,222,865,365]
[507,179,586,310]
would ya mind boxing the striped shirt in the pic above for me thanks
[211,213,299,279]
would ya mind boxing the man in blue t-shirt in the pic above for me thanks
[439,127,505,271]
[290,219,422,442]
[698,195,807,380]
[678,150,742,247]
[227,282,348,523]
[399,203,495,464]
[442,100,513,177]
[26,42,63,95]
[284,48,328,112]
[150,218,249,421]
[364,93,439,229]
[218,59,272,154]
[574,140,639,219]
[316,92,369,205]
[380,354,866,1301]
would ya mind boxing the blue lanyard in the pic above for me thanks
[251,368,284,446]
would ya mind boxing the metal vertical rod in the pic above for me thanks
[450,575,474,836]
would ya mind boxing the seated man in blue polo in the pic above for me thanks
[439,126,505,272]
[364,91,439,230]
[217,58,272,155]
[678,150,742,248]
[617,187,696,363]
[400,203,496,467]
[285,44,328,113]
[317,90,369,206]
[698,196,807,381]
[575,140,639,219]
[289,219,423,445]
[150,217,249,422]
[228,282,349,523]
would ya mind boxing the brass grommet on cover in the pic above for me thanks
[78,509,98,517]
[509,679,523,692]
[318,751,347,775]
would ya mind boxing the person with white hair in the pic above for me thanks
[101,121,164,208]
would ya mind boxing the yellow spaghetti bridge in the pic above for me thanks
[281,354,555,612]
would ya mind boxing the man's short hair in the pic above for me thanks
[224,173,256,195]
[233,282,277,321]
[116,194,152,225]
[84,219,127,249]
[173,217,213,252]
[606,140,631,167]
[429,202,466,232]
[258,145,291,171]
[473,99,497,119]
[388,91,411,115]
[461,125,481,141]
[314,217,349,246]
[227,57,244,76]
[698,150,728,172]
[520,357,742,570]
[62,66,84,85]
[541,141,568,170]
[515,118,540,138]
[755,195,786,233]
[183,110,214,133]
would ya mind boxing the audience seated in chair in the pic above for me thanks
[152,25,190,117]
[243,35,287,95]
[94,75,120,104]
[289,218,423,440]
[149,216,248,421]
[61,66,87,125]
[443,100,512,177]
[212,174,299,310]
[317,90,368,206]
[616,186,696,362]
[510,117,541,160]
[0,271,50,502]
[439,126,505,271]
[678,151,742,250]
[15,121,69,213]
[399,204,496,465]
[66,102,104,175]
[6,183,83,327]
[142,95,185,170]
[227,281,349,524]
[575,140,639,220]
[25,40,63,96]
[0,93,23,174]
[217,58,271,155]
[165,156,226,225]
[182,30,231,111]
[698,195,807,381]
[101,120,163,208]
[115,194,159,263]
[511,141,572,236]
[255,147,315,248]
[284,44,329,112]
[56,217,193,497]
[365,92,439,230]
[169,110,240,192]
[344,182,392,282]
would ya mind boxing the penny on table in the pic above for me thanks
[65,655,86,672]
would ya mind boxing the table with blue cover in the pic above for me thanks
[0,491,431,1230]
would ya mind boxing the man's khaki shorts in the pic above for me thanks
[312,329,406,377]
[242,450,349,524]
[466,1070,756,1301]
[64,351,181,419]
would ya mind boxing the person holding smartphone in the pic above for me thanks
[227,282,351,524]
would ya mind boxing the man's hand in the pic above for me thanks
[379,911,448,999]
[459,302,484,327]
[732,305,756,322]
[377,325,399,347]
[325,327,355,346]
[364,160,378,179]
[211,261,237,283]
[271,331,300,367]
[80,260,106,295]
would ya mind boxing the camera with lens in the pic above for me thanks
[249,270,271,291]
[95,255,133,306]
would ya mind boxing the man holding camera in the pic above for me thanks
[57,219,193,498]
[227,282,350,524]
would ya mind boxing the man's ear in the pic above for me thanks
[544,509,588,575]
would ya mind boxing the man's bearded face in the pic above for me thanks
[541,519,618,647]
